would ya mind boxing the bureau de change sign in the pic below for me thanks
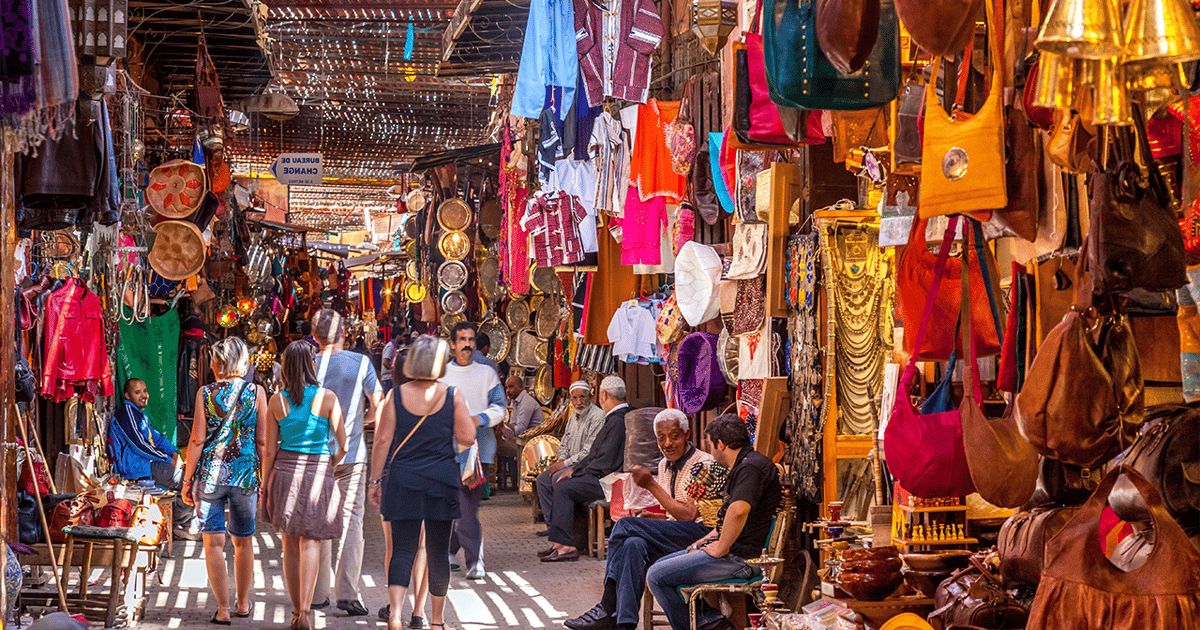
[270,153,324,185]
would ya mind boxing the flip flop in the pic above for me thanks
[210,612,231,625]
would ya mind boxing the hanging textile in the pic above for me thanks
[629,99,686,202]
[511,0,577,119]
[584,228,638,344]
[41,278,113,403]
[501,124,533,294]
[116,308,180,443]
[820,220,892,435]
[785,233,825,498]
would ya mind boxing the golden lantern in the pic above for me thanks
[1035,0,1124,59]
[1124,0,1200,63]
[692,0,737,56]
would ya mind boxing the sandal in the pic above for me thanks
[209,612,231,626]
[233,602,251,618]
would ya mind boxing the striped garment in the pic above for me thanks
[573,0,664,107]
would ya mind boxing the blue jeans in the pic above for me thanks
[646,549,755,630]
[607,518,711,627]
[196,485,258,538]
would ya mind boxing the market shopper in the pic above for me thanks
[646,415,782,630]
[307,310,385,617]
[107,378,198,538]
[565,409,714,630]
[439,321,506,580]
[539,376,630,562]
[535,381,605,535]
[369,334,477,630]
[262,342,348,630]
[181,336,269,625]
[380,327,406,392]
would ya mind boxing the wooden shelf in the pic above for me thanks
[897,505,967,514]
[893,537,978,547]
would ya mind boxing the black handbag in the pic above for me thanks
[18,491,43,544]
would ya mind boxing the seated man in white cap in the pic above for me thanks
[535,380,606,536]
[539,376,631,562]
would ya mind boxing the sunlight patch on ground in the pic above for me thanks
[484,591,519,626]
[447,588,496,626]
[176,558,212,588]
[520,607,547,628]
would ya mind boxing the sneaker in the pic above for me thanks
[173,525,202,541]
[449,554,461,571]
[564,605,616,630]
[465,565,485,580]
[377,605,389,621]
[337,599,369,616]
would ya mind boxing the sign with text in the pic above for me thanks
[270,153,324,185]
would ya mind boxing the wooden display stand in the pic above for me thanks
[891,504,977,550]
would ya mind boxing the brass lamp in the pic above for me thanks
[1123,0,1200,63]
[1036,0,1124,59]
[693,0,737,56]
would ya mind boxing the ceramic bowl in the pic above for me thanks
[900,566,954,598]
[841,546,901,562]
[901,550,973,571]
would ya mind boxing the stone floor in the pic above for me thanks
[21,491,606,630]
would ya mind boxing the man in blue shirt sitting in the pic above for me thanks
[107,378,199,538]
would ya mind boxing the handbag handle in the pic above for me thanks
[902,216,962,384]
[925,0,1003,122]
[959,229,985,404]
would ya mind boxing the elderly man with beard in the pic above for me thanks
[534,380,606,536]
[564,409,714,629]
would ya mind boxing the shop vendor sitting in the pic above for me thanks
[108,378,199,538]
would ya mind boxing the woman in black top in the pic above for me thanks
[368,336,476,630]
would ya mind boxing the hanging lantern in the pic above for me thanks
[218,304,241,328]
[692,0,737,56]
[69,0,128,66]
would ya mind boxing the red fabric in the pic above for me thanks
[745,33,793,145]
[573,0,664,106]
[997,262,1025,392]
[41,278,113,402]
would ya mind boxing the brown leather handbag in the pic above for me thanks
[1089,110,1189,295]
[928,555,1028,630]
[957,242,1039,509]
[816,0,880,74]
[895,0,982,57]
[996,105,1041,242]
[996,505,1082,587]
[1026,467,1200,630]
[1106,402,1200,527]
[1014,249,1145,469]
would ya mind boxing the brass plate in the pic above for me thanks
[441,289,467,314]
[717,327,739,385]
[531,266,559,294]
[441,312,465,334]
[479,198,503,240]
[437,260,468,290]
[438,230,471,261]
[534,295,562,338]
[437,198,473,232]
[404,280,427,303]
[513,329,540,367]
[403,214,419,240]
[535,339,548,363]
[406,189,427,213]
[406,260,420,281]
[532,364,554,405]
[507,299,531,328]
[478,318,511,363]
[479,256,500,302]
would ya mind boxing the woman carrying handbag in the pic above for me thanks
[368,335,478,630]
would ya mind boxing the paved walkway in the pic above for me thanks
[32,491,605,629]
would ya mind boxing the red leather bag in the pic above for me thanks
[896,218,1003,361]
[96,497,135,528]
[744,33,793,146]
[885,216,976,499]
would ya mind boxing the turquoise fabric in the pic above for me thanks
[278,384,330,455]
[709,132,734,214]
[116,308,179,444]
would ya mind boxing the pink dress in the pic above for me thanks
[619,186,666,266]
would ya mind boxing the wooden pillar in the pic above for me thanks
[1,128,18,538]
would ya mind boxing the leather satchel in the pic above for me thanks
[928,555,1028,630]
[957,249,1039,509]
[996,105,1041,242]
[896,218,1002,361]
[1014,247,1145,469]
[48,496,94,544]
[1089,110,1188,295]
[919,0,1007,219]
[1026,467,1200,630]
[816,0,880,74]
[1106,402,1200,529]
[896,0,982,57]
[997,505,1082,587]
[885,217,976,499]
[764,0,900,111]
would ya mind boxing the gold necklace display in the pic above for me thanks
[820,219,893,435]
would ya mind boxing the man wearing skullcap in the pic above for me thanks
[539,376,631,562]
[535,380,606,536]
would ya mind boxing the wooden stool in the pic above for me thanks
[586,501,611,559]
[61,525,146,628]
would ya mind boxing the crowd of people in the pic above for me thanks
[110,310,781,630]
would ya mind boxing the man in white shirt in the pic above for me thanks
[535,381,605,535]
[439,322,506,580]
[309,310,384,616]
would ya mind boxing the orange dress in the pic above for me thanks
[630,99,686,203]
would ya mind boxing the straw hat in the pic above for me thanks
[146,160,207,218]
[148,220,206,280]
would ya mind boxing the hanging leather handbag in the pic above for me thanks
[996,105,1042,242]
[997,505,1083,587]
[896,218,1002,361]
[928,555,1029,630]
[764,0,900,111]
[1089,108,1189,295]
[731,41,795,150]
[957,247,1039,509]
[746,20,797,147]
[816,0,880,74]
[1046,108,1096,174]
[1106,402,1200,528]
[1027,467,1200,630]
[885,217,977,499]
[919,0,1007,219]
[896,0,982,57]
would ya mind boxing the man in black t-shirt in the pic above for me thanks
[645,415,782,630]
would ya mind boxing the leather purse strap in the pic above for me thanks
[903,216,962,381]
[387,413,429,471]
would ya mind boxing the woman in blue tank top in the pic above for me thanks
[262,342,347,630]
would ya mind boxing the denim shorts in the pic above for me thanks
[196,485,258,537]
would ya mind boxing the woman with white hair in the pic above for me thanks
[181,336,269,625]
